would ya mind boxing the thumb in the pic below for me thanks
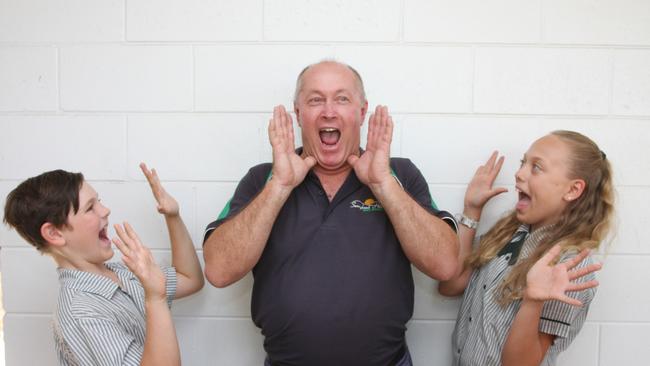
[304,156,317,169]
[489,187,509,197]
[347,155,359,167]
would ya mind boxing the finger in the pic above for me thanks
[123,222,143,247]
[567,279,599,292]
[493,155,505,177]
[112,237,130,256]
[568,262,602,280]
[564,248,591,270]
[139,162,152,179]
[488,187,509,198]
[485,151,498,171]
[385,114,393,145]
[557,295,583,307]
[113,224,132,248]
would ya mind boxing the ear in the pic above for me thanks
[294,103,301,127]
[359,100,368,127]
[564,179,586,202]
[41,222,66,247]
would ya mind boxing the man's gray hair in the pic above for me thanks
[293,60,367,104]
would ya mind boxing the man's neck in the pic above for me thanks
[313,165,352,202]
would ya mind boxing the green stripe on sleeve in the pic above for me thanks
[217,198,232,220]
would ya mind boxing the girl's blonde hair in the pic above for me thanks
[465,130,615,305]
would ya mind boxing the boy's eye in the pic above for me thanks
[532,164,542,172]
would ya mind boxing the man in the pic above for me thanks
[203,60,459,366]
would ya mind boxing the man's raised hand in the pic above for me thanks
[348,105,393,189]
[268,105,316,190]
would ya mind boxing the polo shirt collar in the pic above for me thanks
[57,263,136,300]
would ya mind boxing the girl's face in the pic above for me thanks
[514,135,583,231]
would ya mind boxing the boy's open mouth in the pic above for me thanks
[319,128,340,146]
[99,227,110,244]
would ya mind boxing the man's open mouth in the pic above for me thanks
[319,128,340,146]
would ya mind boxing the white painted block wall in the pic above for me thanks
[1,1,649,365]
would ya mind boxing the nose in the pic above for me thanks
[99,202,111,218]
[321,101,336,119]
[514,165,525,183]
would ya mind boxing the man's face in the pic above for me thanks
[294,62,368,172]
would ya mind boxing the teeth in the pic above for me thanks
[321,128,338,132]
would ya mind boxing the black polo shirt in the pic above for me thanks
[204,154,456,366]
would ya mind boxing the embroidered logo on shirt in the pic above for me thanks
[350,198,384,213]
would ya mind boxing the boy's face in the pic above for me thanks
[59,181,113,267]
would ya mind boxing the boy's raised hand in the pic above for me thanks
[140,163,179,217]
[112,222,166,301]
[524,245,602,306]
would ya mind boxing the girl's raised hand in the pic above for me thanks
[524,245,602,306]
[140,163,179,217]
[464,151,508,215]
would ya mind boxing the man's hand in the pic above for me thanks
[348,105,393,190]
[463,151,508,219]
[269,105,316,190]
[524,245,602,306]
[140,163,179,217]
[113,222,166,301]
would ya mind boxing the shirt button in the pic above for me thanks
[457,348,461,354]
[483,284,487,290]
[469,316,472,322]
[318,190,324,195]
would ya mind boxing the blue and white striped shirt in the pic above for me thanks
[53,262,177,366]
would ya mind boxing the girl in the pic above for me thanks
[439,130,614,366]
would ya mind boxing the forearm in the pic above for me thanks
[140,298,180,366]
[502,298,553,366]
[203,180,292,287]
[164,214,204,298]
[438,208,480,296]
[371,179,459,281]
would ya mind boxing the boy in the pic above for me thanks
[3,163,204,365]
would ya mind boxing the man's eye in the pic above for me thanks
[336,96,349,102]
[308,97,323,104]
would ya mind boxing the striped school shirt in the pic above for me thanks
[53,262,177,366]
[452,225,596,366]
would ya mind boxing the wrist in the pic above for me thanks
[368,175,400,198]
[456,212,479,230]
[462,206,482,221]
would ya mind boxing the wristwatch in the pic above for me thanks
[456,213,479,230]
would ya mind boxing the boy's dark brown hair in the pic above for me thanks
[3,170,85,252]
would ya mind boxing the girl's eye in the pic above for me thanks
[532,164,542,172]
[86,205,94,212]
[519,159,525,167]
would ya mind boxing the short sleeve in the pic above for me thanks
[539,254,597,338]
[203,164,272,243]
[71,317,143,366]
[162,266,177,307]
[390,158,458,233]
